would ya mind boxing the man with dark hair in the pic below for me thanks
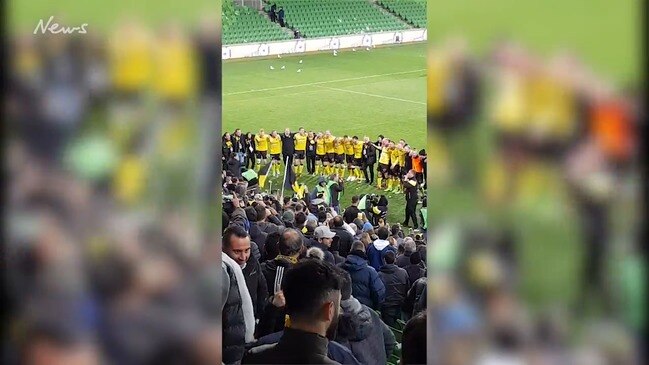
[342,196,360,224]
[223,226,269,323]
[341,241,385,310]
[281,128,295,171]
[404,251,425,284]
[258,229,304,336]
[366,226,397,271]
[378,251,410,326]
[243,260,343,364]
[401,312,427,365]
[330,216,353,257]
[246,206,267,262]
[402,169,419,229]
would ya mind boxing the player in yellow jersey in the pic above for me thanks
[352,136,365,181]
[388,142,402,192]
[334,137,346,177]
[376,139,392,189]
[315,132,326,175]
[323,130,336,175]
[254,128,270,169]
[343,136,355,181]
[153,23,195,105]
[293,127,308,176]
[108,21,153,151]
[268,130,283,176]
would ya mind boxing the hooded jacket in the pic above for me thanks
[309,238,336,265]
[366,239,397,271]
[336,297,396,365]
[378,264,410,308]
[341,253,385,310]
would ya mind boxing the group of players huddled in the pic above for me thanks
[222,128,427,194]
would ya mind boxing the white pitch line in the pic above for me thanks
[318,86,426,105]
[223,69,425,96]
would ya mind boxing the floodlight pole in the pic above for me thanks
[280,156,290,202]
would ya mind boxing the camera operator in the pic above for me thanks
[402,169,419,229]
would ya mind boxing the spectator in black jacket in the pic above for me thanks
[343,195,361,224]
[223,226,269,323]
[404,251,425,285]
[243,260,344,364]
[401,312,427,365]
[244,132,255,169]
[330,216,353,257]
[329,237,346,265]
[281,128,295,168]
[403,277,427,320]
[363,137,377,185]
[245,207,267,262]
[258,229,304,336]
[328,174,344,214]
[226,154,241,178]
[277,7,285,27]
[377,251,410,327]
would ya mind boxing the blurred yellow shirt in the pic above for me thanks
[324,136,335,153]
[316,138,326,155]
[334,141,345,155]
[114,155,146,205]
[353,141,364,159]
[255,134,269,151]
[492,72,527,133]
[109,27,152,92]
[344,140,355,155]
[294,133,307,151]
[268,136,282,154]
[427,50,450,116]
[153,37,196,101]
[379,147,391,165]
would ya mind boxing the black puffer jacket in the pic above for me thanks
[242,257,268,321]
[222,263,246,364]
[336,297,396,365]
[378,264,410,308]
[257,257,294,336]
[403,277,427,318]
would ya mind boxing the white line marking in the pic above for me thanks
[318,86,426,105]
[223,69,425,96]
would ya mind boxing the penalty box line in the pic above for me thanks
[317,85,425,105]
[223,69,426,96]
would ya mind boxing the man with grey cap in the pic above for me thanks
[309,226,336,265]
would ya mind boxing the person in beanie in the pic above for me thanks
[377,251,410,327]
[336,269,396,365]
[366,226,397,271]
[243,260,344,364]
[341,242,385,310]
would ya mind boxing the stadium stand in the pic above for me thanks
[377,0,427,28]
[222,0,293,44]
[264,0,410,38]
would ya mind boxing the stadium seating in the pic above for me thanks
[222,0,293,45]
[377,0,427,28]
[264,0,410,38]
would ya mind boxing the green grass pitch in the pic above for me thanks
[223,43,427,225]
[427,0,641,311]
